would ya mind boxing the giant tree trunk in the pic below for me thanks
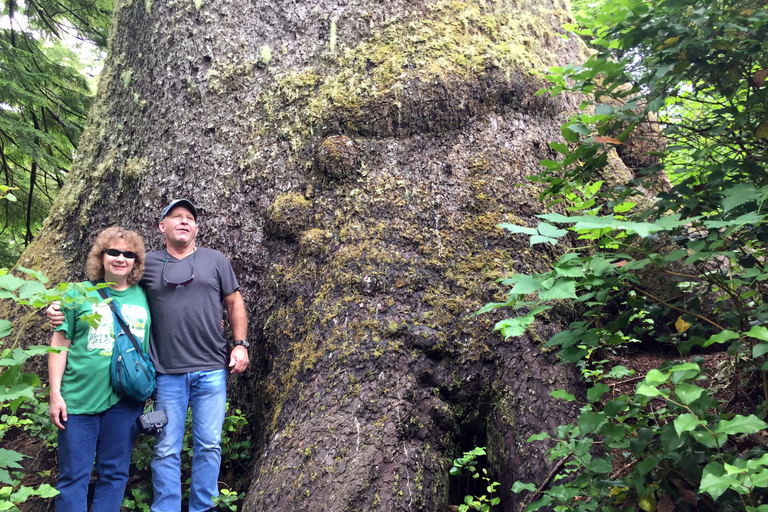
[18,0,590,510]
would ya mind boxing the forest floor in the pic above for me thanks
[5,342,751,512]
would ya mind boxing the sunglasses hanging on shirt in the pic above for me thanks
[162,250,195,288]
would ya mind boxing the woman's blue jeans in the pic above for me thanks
[151,370,227,512]
[55,397,144,512]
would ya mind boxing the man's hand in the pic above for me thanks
[49,393,67,429]
[228,345,249,374]
[47,301,64,327]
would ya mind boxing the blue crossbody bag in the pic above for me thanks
[95,284,156,402]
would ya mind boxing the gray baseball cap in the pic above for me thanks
[160,199,198,221]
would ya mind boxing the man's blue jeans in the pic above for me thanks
[55,397,144,512]
[151,370,227,512]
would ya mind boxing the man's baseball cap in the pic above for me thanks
[160,199,198,221]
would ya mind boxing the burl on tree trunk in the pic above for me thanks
[17,0,594,510]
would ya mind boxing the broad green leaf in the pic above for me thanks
[539,280,577,300]
[18,280,47,300]
[675,383,704,405]
[587,457,613,473]
[715,415,768,435]
[530,235,559,246]
[527,432,551,441]
[613,201,636,213]
[578,411,606,434]
[674,413,705,437]
[0,320,11,339]
[700,462,742,501]
[644,369,669,384]
[494,315,534,339]
[691,430,727,449]
[746,325,768,342]
[721,184,765,212]
[498,223,537,236]
[603,397,629,417]
[508,275,547,296]
[0,448,25,470]
[512,481,537,493]
[745,455,768,471]
[0,274,25,292]
[553,265,584,278]
[537,222,568,238]
[34,484,59,498]
[703,330,740,347]
[637,384,664,397]
[549,142,569,154]
[754,343,768,358]
[587,383,610,403]
[550,390,576,402]
[704,212,766,229]
[636,457,657,477]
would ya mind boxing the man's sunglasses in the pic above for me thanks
[103,248,138,259]
[162,250,195,288]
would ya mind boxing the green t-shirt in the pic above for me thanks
[55,283,151,414]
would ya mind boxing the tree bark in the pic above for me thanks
[17,0,589,510]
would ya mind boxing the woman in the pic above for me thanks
[48,227,151,512]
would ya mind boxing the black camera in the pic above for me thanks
[137,409,168,434]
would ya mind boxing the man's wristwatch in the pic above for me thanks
[234,340,250,349]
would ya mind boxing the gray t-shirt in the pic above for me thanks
[143,247,240,374]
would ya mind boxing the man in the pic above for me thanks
[49,199,249,512]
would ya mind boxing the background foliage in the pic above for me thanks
[481,0,768,511]
[0,0,110,266]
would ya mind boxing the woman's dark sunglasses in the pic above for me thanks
[103,248,137,259]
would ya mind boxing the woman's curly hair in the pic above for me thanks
[85,227,146,286]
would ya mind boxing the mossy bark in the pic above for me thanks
[17,0,590,510]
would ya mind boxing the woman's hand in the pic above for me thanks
[47,301,64,327]
[49,393,67,429]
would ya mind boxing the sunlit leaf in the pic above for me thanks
[715,415,768,435]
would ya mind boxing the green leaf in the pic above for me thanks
[578,411,606,434]
[587,457,613,473]
[746,325,768,342]
[550,390,577,402]
[498,223,537,236]
[674,413,705,437]
[715,415,768,435]
[33,483,59,498]
[690,430,727,449]
[530,235,559,246]
[527,432,551,441]
[703,330,740,347]
[644,369,669,384]
[0,320,11,339]
[637,384,664,397]
[0,448,25,471]
[675,383,704,405]
[537,222,568,238]
[508,275,547,296]
[0,274,25,292]
[18,280,47,300]
[550,142,569,154]
[587,383,610,403]
[539,280,577,300]
[754,343,768,358]
[512,481,537,493]
[700,462,742,501]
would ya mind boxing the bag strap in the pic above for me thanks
[94,282,144,355]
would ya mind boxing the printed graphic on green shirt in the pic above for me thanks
[86,303,149,355]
